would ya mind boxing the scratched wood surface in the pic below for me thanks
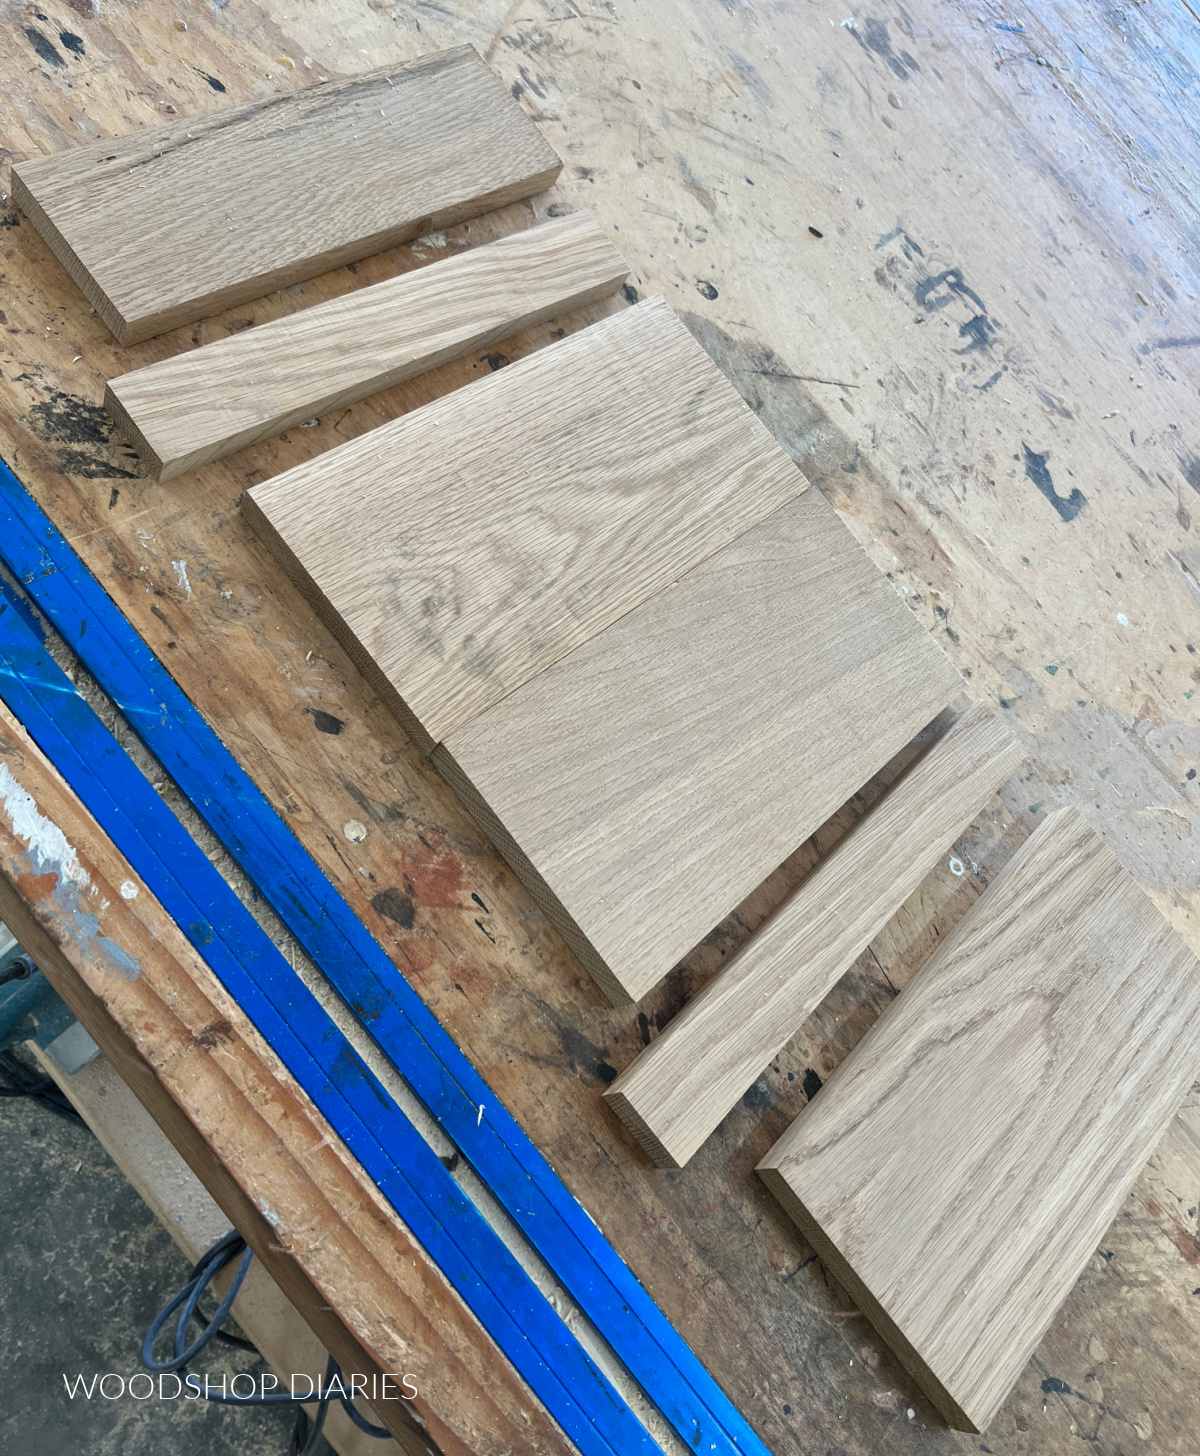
[1,3,1199,1454]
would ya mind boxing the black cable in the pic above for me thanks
[0,952,35,988]
[288,1379,332,1456]
[143,1230,392,1451]
[0,1047,84,1124]
[0,975,387,1449]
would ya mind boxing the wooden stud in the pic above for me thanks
[105,213,628,481]
[12,47,561,344]
[758,806,1200,1433]
[605,700,1022,1166]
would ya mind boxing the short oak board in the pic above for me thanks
[13,47,561,344]
[758,807,1200,1432]
[105,213,627,479]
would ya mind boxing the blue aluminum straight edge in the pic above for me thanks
[0,577,659,1456]
[0,463,773,1456]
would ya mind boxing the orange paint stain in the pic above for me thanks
[17,869,58,902]
[402,843,466,909]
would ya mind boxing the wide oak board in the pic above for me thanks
[435,489,963,1003]
[759,807,1200,1433]
[245,296,807,752]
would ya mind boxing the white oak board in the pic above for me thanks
[246,296,808,752]
[759,807,1200,1432]
[435,489,963,1004]
[105,213,627,480]
[12,47,561,343]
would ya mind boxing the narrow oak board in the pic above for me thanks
[605,700,1022,1166]
[245,296,808,752]
[11,47,561,344]
[105,213,628,481]
[758,807,1200,1434]
[434,489,963,1005]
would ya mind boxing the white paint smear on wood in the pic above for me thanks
[0,761,91,891]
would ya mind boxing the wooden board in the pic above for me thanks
[435,488,963,1003]
[758,807,1200,1434]
[4,3,1200,1451]
[605,700,1022,1165]
[11,46,561,344]
[105,212,628,481]
[0,701,572,1456]
[245,295,807,752]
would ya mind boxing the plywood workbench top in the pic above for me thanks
[1,3,1199,1454]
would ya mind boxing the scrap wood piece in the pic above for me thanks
[605,699,1023,1166]
[245,295,808,752]
[12,46,561,344]
[758,806,1200,1433]
[434,488,964,1004]
[0,700,573,1456]
[105,212,628,481]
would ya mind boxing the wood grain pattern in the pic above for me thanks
[11,46,561,344]
[758,807,1200,1434]
[7,2,1200,1448]
[245,296,808,752]
[435,489,963,1004]
[105,213,627,481]
[605,700,1022,1165]
[0,702,571,1456]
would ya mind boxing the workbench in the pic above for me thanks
[1,1,1198,1453]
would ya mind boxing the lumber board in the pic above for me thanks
[1,473,765,1456]
[0,701,573,1456]
[11,46,561,344]
[245,295,808,752]
[434,488,964,1004]
[0,524,667,1456]
[105,213,628,481]
[605,699,1023,1166]
[758,807,1200,1434]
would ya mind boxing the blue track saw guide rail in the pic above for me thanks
[0,459,771,1456]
